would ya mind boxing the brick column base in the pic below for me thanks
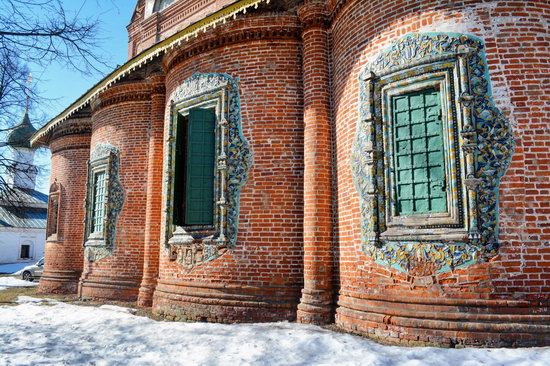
[38,269,80,294]
[297,288,333,324]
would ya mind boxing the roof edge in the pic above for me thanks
[31,0,268,147]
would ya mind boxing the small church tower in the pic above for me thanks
[6,110,38,190]
[0,86,47,266]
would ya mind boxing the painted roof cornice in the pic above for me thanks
[31,0,269,146]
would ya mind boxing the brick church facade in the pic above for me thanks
[32,0,549,347]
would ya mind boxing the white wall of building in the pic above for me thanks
[0,228,45,264]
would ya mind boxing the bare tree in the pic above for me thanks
[0,0,108,206]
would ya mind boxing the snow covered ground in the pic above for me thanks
[0,276,38,291]
[0,297,548,366]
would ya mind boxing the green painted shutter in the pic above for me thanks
[185,108,216,225]
[392,88,447,215]
[173,114,185,226]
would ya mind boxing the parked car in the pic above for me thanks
[21,258,44,282]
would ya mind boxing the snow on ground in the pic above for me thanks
[0,262,34,275]
[0,297,548,366]
[0,276,38,291]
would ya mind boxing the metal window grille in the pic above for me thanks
[91,171,107,233]
[392,88,448,215]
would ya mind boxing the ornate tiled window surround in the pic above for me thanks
[164,73,252,269]
[352,33,515,275]
[84,143,124,262]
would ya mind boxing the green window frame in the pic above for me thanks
[173,108,216,228]
[392,88,447,215]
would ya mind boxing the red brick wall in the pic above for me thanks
[330,0,550,346]
[39,121,91,294]
[127,0,237,58]
[79,82,152,301]
[152,13,305,322]
[38,0,550,347]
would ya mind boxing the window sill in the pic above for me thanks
[380,227,468,242]
[84,236,106,248]
[46,234,58,243]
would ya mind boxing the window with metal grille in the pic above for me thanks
[392,88,447,215]
[91,171,107,233]
[173,108,216,227]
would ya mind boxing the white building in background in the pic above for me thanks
[0,110,47,265]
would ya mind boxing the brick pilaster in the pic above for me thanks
[296,0,334,325]
[138,74,166,307]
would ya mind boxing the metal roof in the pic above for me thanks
[0,206,47,229]
[0,188,48,229]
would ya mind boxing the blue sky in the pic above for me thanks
[34,0,136,119]
[28,0,137,192]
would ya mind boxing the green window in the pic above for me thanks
[173,108,216,227]
[392,88,447,215]
[91,171,106,233]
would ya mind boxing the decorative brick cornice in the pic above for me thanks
[326,0,349,21]
[50,117,92,145]
[50,143,91,155]
[96,82,153,111]
[165,18,301,70]
[298,0,329,29]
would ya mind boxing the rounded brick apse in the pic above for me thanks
[38,119,91,294]
[32,0,549,348]
[330,0,550,347]
[77,81,152,301]
[152,13,305,322]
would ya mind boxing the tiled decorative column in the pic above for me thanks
[297,0,333,325]
[138,73,166,307]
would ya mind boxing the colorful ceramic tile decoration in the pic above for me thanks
[163,73,252,268]
[84,143,125,262]
[352,33,515,275]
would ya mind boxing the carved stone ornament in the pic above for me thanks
[351,33,515,275]
[84,143,125,262]
[164,73,252,269]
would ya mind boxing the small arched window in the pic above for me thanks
[154,0,176,12]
